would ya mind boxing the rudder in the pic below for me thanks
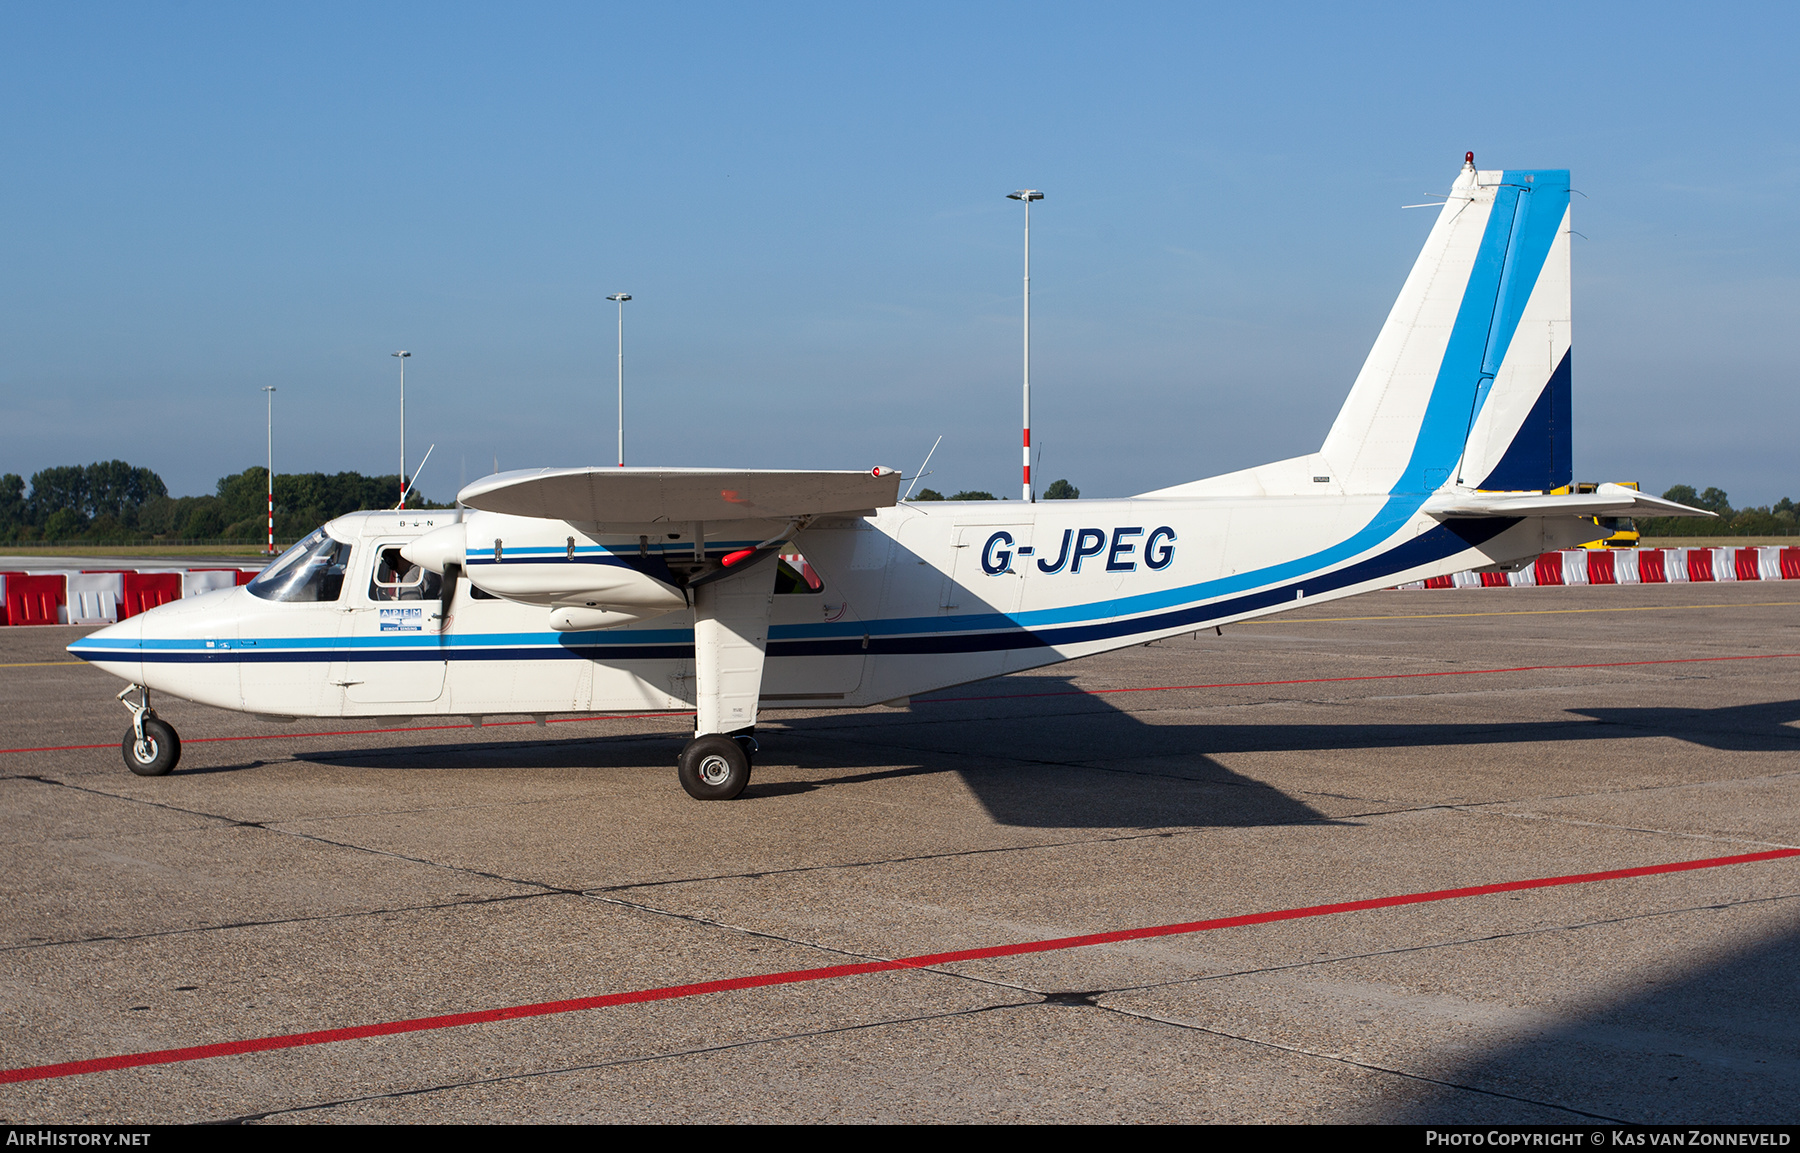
[1319,158,1572,496]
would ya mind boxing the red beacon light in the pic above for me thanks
[1465,151,1476,166]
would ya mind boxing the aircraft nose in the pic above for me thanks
[72,612,140,651]
[67,611,143,677]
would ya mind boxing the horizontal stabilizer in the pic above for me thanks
[459,466,901,523]
[1425,483,1714,520]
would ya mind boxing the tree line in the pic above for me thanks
[1637,485,1798,537]
[912,479,1080,501]
[5,465,1784,543]
[0,461,446,545]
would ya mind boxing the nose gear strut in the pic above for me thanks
[118,684,181,776]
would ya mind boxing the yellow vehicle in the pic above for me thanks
[1556,481,1643,548]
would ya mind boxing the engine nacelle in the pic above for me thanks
[402,514,689,623]
[401,522,468,575]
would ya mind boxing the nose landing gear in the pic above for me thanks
[118,685,180,776]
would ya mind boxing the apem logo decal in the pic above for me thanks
[380,606,424,632]
[982,527,1175,576]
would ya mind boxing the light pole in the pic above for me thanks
[1007,189,1043,502]
[391,351,411,508]
[262,386,276,554]
[606,294,631,467]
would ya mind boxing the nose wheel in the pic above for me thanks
[677,733,753,800]
[123,717,181,776]
[118,685,180,776]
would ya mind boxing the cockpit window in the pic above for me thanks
[247,528,353,603]
[369,546,442,601]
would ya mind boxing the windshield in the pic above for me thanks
[247,527,353,603]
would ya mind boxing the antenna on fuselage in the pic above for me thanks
[903,435,943,501]
[397,443,435,508]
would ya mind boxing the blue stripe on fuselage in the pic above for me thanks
[464,540,761,567]
[70,519,1516,665]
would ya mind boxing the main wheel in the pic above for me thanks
[122,717,180,777]
[677,735,751,800]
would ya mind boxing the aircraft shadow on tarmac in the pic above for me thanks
[1365,919,1800,1124]
[283,680,1800,831]
[282,674,1333,830]
[1563,698,1800,752]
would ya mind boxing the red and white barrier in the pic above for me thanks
[4,572,71,625]
[66,572,124,625]
[182,569,240,598]
[1399,546,1800,590]
[2,567,262,625]
[123,572,185,618]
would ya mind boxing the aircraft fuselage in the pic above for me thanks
[73,496,1591,722]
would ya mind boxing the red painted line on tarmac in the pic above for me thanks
[4,847,1796,1085]
[0,712,694,756]
[916,651,1800,705]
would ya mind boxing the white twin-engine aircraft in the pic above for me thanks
[72,156,1708,798]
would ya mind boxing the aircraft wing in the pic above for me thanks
[458,466,901,523]
[1424,483,1715,520]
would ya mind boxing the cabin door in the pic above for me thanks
[332,541,448,706]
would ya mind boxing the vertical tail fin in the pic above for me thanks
[1319,158,1571,495]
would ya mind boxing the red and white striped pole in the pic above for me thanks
[1008,190,1043,502]
[392,351,410,509]
[261,386,276,554]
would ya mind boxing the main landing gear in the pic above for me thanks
[677,535,778,801]
[118,684,180,776]
[676,731,757,801]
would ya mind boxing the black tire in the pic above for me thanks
[122,717,180,777]
[677,734,751,800]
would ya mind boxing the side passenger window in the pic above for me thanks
[369,546,443,601]
[773,552,825,595]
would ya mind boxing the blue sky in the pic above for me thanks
[3,3,1795,505]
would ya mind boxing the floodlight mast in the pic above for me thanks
[606,294,632,467]
[1007,190,1043,502]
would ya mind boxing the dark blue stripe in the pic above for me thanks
[90,517,1514,668]
[773,517,1516,657]
[92,645,693,664]
[1478,348,1573,491]
[466,555,638,567]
